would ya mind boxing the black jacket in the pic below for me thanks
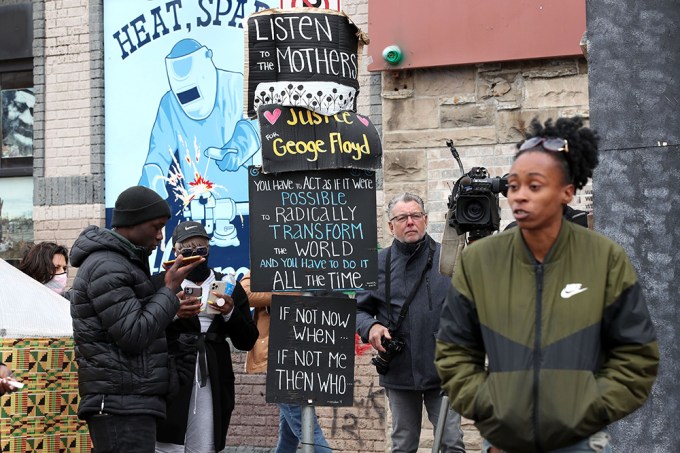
[68,226,179,419]
[356,234,451,390]
[153,271,258,451]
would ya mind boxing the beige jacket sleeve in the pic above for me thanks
[240,272,272,308]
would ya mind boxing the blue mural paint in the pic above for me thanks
[104,0,272,275]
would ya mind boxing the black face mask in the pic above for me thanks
[186,258,211,283]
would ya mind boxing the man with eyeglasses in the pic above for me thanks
[356,193,466,453]
[153,221,258,453]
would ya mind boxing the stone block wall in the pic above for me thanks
[379,59,590,248]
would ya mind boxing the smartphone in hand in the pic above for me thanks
[184,285,204,311]
[163,255,202,269]
[207,281,226,314]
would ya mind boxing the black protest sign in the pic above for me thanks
[266,294,355,406]
[244,9,369,117]
[248,166,378,292]
[258,104,382,173]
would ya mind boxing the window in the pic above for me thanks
[0,4,34,265]
[0,66,34,263]
[0,66,33,177]
[0,176,33,264]
[0,64,33,264]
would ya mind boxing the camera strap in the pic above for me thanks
[385,237,435,333]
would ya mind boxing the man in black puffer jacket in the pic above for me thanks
[69,186,203,453]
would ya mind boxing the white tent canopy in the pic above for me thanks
[0,258,73,338]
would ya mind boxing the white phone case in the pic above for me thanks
[207,281,227,314]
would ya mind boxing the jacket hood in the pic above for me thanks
[70,225,140,268]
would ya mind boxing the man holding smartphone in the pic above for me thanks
[69,185,204,452]
[153,221,258,453]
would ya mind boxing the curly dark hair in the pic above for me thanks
[516,116,599,190]
[18,242,69,284]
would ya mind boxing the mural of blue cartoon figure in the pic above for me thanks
[139,38,260,247]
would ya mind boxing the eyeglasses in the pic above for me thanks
[519,137,569,153]
[178,246,209,257]
[389,212,426,224]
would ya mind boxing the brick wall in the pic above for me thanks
[229,350,280,450]
[227,346,386,453]
[43,0,94,178]
[33,0,106,250]
[343,0,385,247]
[32,203,103,244]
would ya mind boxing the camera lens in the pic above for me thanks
[462,199,486,222]
[372,356,390,375]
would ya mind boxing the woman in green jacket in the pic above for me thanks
[435,117,659,453]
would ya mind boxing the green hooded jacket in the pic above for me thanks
[435,220,659,453]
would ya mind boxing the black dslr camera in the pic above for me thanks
[446,140,507,241]
[372,335,406,375]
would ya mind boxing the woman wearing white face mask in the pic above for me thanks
[19,242,69,296]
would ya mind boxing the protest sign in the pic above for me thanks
[244,9,369,117]
[248,167,378,292]
[258,104,381,173]
[266,294,355,406]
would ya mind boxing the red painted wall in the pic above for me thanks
[367,0,586,71]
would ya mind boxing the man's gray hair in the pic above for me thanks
[387,192,426,216]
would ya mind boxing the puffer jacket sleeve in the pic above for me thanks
[435,257,488,421]
[224,282,259,351]
[87,255,179,354]
[596,247,659,422]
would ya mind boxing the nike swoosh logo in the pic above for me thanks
[185,225,198,230]
[561,284,588,299]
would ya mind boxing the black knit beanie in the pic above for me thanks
[111,186,171,227]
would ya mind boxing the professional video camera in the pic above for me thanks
[446,140,508,242]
